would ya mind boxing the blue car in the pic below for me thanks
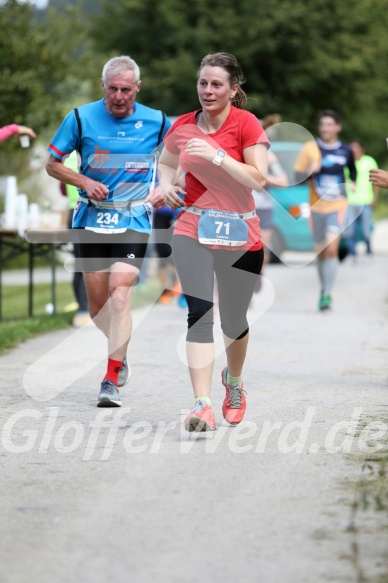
[266,142,313,263]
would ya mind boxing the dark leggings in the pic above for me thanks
[172,235,264,343]
[68,209,88,311]
[153,211,174,268]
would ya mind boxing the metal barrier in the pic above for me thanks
[0,229,57,321]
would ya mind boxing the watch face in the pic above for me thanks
[213,149,226,165]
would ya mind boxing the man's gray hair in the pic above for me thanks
[102,56,140,84]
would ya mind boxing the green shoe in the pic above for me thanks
[319,294,332,311]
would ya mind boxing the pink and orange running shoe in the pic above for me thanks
[184,400,217,432]
[221,367,247,425]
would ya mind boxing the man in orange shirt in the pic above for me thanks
[294,110,356,310]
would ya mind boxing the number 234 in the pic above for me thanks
[96,212,119,225]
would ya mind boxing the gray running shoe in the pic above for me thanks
[118,355,131,388]
[97,379,121,407]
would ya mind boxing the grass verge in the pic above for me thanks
[345,423,388,581]
[350,451,388,519]
[0,277,162,355]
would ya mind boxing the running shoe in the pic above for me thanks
[158,290,172,304]
[72,310,91,328]
[184,400,217,432]
[97,379,121,407]
[319,294,332,311]
[221,367,247,425]
[177,293,188,308]
[118,355,131,387]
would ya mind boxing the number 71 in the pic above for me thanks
[215,221,230,235]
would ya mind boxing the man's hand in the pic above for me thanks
[370,168,388,188]
[83,178,109,201]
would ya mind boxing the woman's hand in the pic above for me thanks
[17,125,36,139]
[146,185,165,209]
[163,185,186,209]
[185,138,216,162]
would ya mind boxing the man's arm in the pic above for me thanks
[370,159,380,206]
[347,148,357,183]
[46,155,109,201]
[372,184,379,207]
[294,140,321,184]
[294,170,311,184]
[344,147,357,192]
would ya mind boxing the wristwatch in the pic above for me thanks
[212,148,226,166]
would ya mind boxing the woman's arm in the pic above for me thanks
[184,138,268,191]
[0,124,19,143]
[0,124,36,143]
[16,125,36,139]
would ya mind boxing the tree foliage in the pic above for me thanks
[1,0,388,163]
[91,0,388,160]
[0,0,102,178]
[0,0,96,132]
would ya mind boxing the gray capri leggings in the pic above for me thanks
[172,235,264,342]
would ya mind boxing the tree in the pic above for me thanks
[0,0,97,132]
[91,0,388,160]
[0,0,102,178]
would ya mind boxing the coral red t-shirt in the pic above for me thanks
[164,107,269,251]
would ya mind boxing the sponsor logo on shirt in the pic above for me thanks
[322,154,347,167]
[94,145,110,164]
[125,161,150,174]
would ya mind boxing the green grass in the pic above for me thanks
[0,313,75,354]
[0,276,162,355]
[352,453,388,515]
[2,281,76,320]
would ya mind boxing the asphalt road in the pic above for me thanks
[0,245,387,583]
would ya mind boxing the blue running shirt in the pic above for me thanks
[48,99,170,232]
